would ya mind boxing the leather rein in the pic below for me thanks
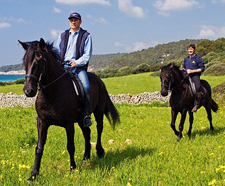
[25,50,68,90]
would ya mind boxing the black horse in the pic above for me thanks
[160,63,218,141]
[19,38,120,180]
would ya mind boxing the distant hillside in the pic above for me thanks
[0,63,24,72]
[0,39,206,72]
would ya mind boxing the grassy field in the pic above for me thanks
[0,105,225,185]
[0,73,225,95]
[1,73,225,185]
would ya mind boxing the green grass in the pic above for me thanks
[0,73,225,95]
[102,73,225,95]
[0,84,24,95]
[0,105,225,185]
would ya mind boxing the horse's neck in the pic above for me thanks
[41,57,69,93]
[172,69,185,88]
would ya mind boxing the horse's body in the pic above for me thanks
[19,38,120,180]
[160,63,218,141]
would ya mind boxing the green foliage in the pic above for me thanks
[204,64,225,76]
[131,63,150,74]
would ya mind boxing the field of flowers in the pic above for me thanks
[0,103,225,185]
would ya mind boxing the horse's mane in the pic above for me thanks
[162,63,183,77]
[23,41,61,67]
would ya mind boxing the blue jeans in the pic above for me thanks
[74,68,91,93]
[63,62,90,93]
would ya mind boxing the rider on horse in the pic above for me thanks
[56,12,93,127]
[183,44,205,112]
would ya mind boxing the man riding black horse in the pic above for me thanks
[56,12,93,127]
[183,44,205,112]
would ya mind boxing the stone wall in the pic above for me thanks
[0,91,170,108]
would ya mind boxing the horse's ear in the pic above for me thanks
[170,63,174,69]
[18,40,29,50]
[39,38,46,49]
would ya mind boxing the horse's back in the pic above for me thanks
[201,79,212,94]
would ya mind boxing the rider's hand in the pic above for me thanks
[69,60,77,67]
[186,69,193,74]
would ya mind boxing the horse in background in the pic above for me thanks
[19,38,120,181]
[160,63,218,141]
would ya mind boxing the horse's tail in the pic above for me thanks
[105,93,120,129]
[211,99,219,112]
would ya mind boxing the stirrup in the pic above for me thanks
[83,115,92,127]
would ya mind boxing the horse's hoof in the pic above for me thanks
[187,133,191,138]
[27,175,36,182]
[83,155,90,161]
[177,136,182,141]
[97,149,105,159]
[70,165,77,172]
[210,127,214,131]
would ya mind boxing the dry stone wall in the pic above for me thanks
[0,91,170,108]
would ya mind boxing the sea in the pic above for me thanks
[0,75,25,82]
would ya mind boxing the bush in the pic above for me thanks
[204,64,225,76]
[132,63,150,74]
[116,66,131,76]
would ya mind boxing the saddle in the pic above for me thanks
[66,68,85,117]
[181,70,205,98]
[188,76,205,98]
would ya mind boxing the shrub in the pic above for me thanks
[132,63,150,74]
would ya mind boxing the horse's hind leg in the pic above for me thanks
[78,121,91,160]
[205,105,214,131]
[65,123,76,171]
[94,111,105,159]
[171,110,179,136]
[28,119,49,181]
[187,111,194,138]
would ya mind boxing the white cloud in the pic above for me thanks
[0,22,11,29]
[55,0,111,6]
[115,41,154,52]
[212,0,225,3]
[198,25,225,38]
[50,29,62,39]
[0,17,25,23]
[53,7,61,13]
[87,14,109,24]
[133,42,149,51]
[154,0,199,16]
[118,0,147,18]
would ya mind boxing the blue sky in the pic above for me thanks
[0,0,225,67]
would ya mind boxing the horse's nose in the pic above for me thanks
[161,90,168,97]
[23,88,36,97]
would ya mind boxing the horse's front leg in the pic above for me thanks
[78,121,91,160]
[177,109,188,141]
[27,119,49,181]
[171,109,179,136]
[65,123,76,171]
[187,111,194,138]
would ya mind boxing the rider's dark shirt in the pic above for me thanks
[183,54,205,75]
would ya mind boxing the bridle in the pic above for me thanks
[161,68,186,92]
[25,50,68,90]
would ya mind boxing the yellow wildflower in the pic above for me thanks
[208,179,217,185]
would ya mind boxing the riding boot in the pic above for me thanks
[191,92,202,112]
[83,90,93,127]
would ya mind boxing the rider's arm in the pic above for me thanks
[75,35,92,67]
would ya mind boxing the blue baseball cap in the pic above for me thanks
[68,12,81,20]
